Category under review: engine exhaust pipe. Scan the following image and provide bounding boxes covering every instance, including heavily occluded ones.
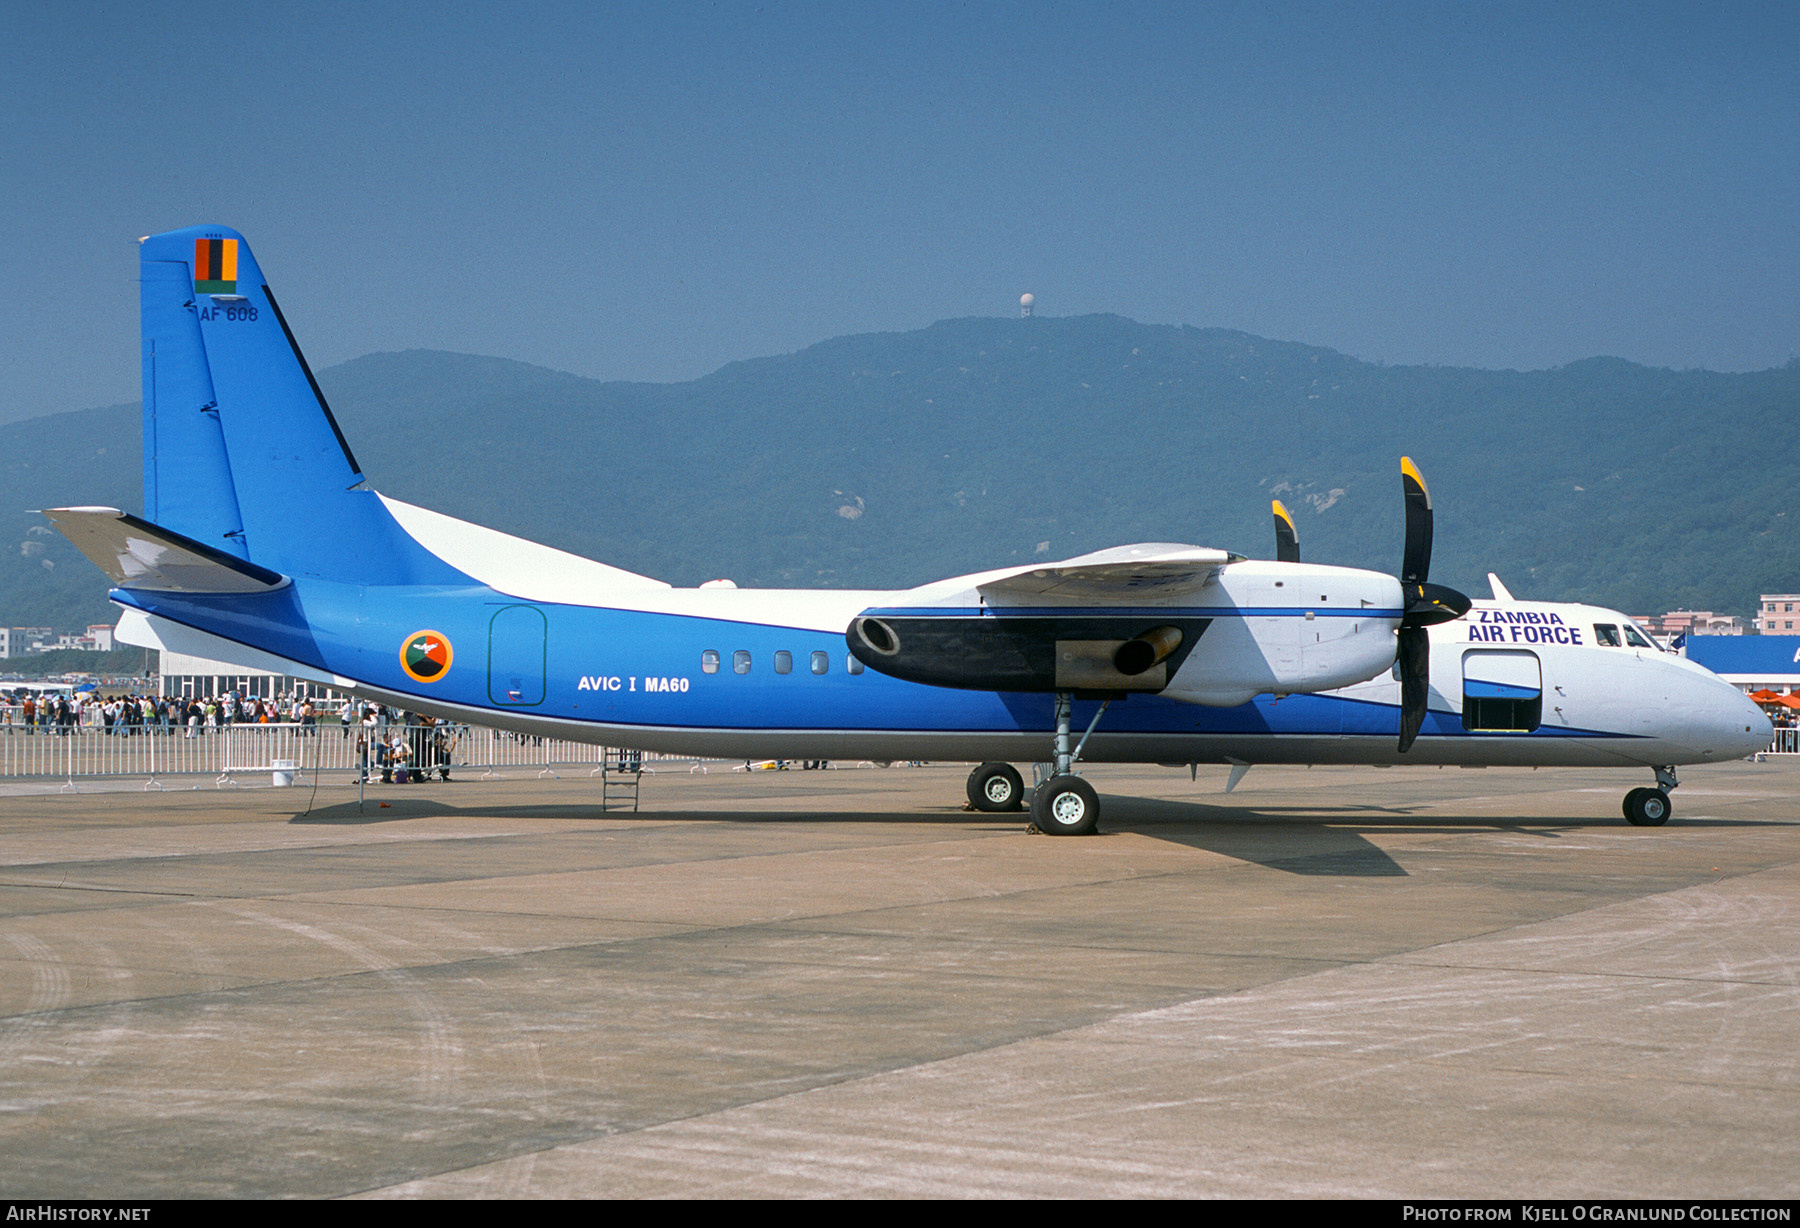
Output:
[1113,626,1182,676]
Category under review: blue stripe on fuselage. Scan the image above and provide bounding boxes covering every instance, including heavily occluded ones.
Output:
[116,582,1624,741]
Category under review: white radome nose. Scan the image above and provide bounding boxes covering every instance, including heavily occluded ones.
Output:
[1725,685,1775,759]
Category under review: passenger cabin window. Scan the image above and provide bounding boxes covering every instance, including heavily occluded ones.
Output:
[702,650,720,674]
[774,650,793,675]
[846,654,865,675]
[811,651,829,675]
[1595,625,1622,647]
[733,650,751,675]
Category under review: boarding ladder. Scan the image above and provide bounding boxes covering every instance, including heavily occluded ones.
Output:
[600,749,643,812]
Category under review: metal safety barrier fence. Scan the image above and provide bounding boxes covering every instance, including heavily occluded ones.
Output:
[0,721,736,785]
[4,717,1797,782]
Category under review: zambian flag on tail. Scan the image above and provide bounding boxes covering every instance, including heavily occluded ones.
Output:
[194,237,238,294]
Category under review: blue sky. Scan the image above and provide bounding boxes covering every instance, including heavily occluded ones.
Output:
[1,0,1794,423]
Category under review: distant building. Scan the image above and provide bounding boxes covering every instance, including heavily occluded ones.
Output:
[1756,594,1800,635]
[1684,635,1800,694]
[1641,610,1746,637]
[0,628,8,660]
[158,648,344,705]
[1677,637,1800,695]
[10,628,55,654]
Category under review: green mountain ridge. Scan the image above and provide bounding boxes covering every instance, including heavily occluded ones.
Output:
[3,316,1796,633]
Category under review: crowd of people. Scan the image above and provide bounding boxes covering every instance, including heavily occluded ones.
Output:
[0,689,322,735]
[1,689,461,784]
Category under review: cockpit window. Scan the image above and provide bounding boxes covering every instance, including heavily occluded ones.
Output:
[1594,624,1622,647]
[1623,625,1656,650]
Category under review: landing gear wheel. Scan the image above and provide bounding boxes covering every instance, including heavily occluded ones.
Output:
[1032,774,1100,836]
[1623,787,1671,827]
[967,762,1025,812]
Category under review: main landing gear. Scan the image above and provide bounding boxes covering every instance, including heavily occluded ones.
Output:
[1623,766,1678,827]
[966,762,1024,812]
[1031,692,1111,836]
[964,693,1111,834]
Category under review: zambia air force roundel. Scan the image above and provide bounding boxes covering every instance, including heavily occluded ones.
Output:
[400,631,453,683]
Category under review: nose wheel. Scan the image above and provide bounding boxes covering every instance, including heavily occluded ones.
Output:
[1623,767,1677,826]
[1622,787,1672,827]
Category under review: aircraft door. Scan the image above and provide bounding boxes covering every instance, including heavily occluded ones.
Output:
[488,605,547,706]
[1461,649,1541,732]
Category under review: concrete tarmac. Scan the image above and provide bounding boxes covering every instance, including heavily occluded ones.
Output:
[0,759,1795,1199]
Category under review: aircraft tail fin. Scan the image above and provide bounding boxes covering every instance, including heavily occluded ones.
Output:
[136,227,464,586]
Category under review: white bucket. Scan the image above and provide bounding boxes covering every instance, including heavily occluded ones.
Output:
[271,759,298,787]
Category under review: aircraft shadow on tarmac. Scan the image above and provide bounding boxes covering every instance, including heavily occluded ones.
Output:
[287,791,1789,879]
[287,791,1414,877]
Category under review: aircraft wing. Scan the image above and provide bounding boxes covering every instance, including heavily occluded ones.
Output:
[975,544,1239,602]
[41,507,288,593]
[849,542,1245,693]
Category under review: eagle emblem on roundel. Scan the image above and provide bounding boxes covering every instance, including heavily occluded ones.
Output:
[400,630,453,683]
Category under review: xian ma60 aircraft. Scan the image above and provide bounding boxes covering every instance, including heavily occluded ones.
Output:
[46,226,1769,833]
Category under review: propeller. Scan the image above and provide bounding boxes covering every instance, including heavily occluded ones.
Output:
[1395,457,1471,752]
[1272,500,1300,563]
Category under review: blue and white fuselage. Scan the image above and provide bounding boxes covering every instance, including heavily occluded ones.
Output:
[46,224,1770,832]
[101,497,1765,771]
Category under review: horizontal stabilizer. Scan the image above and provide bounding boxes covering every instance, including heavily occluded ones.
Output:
[978,544,1241,602]
[41,507,288,593]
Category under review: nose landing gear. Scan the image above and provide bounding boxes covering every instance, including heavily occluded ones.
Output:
[1623,766,1678,827]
